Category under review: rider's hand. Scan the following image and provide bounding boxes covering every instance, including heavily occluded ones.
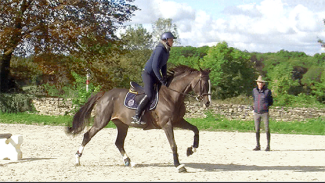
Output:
[160,78,168,86]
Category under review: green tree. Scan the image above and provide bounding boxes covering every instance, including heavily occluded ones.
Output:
[168,46,209,69]
[119,24,153,84]
[0,0,138,93]
[317,19,325,48]
[201,41,257,99]
[311,69,325,103]
[120,24,153,50]
[151,18,180,46]
[266,62,300,99]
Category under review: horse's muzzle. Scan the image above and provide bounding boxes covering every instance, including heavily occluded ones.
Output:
[204,101,210,108]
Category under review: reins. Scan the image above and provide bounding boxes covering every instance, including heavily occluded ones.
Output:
[165,74,211,100]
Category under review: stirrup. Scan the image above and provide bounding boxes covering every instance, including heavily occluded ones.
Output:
[131,116,146,125]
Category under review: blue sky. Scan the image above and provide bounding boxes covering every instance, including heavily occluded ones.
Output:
[121,0,325,55]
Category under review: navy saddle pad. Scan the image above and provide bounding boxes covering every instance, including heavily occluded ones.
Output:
[124,82,159,110]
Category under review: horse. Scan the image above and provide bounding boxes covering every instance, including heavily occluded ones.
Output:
[65,65,211,173]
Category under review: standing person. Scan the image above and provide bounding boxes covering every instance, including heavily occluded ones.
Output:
[252,75,273,151]
[131,32,177,125]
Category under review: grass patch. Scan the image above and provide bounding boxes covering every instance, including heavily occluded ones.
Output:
[185,111,325,135]
[0,112,324,135]
[0,112,116,128]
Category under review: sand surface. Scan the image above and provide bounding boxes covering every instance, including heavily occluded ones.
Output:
[0,123,324,181]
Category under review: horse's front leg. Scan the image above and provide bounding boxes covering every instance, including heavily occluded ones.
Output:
[174,118,199,157]
[162,121,187,173]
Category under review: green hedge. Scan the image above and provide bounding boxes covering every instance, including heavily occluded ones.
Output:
[0,93,36,113]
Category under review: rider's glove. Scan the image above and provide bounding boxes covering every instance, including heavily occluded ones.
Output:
[160,77,168,86]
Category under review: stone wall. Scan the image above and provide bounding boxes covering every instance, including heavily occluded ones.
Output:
[32,98,73,116]
[32,98,325,122]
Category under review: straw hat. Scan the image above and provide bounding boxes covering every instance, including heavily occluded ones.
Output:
[255,75,267,83]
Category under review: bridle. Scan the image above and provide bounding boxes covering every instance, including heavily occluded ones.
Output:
[166,73,211,102]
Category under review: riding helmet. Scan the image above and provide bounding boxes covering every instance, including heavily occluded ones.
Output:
[161,32,177,40]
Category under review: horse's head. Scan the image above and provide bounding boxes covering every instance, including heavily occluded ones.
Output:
[166,65,211,107]
[191,68,211,108]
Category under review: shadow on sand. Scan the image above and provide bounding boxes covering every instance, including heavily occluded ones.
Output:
[127,162,325,173]
[185,162,325,172]
[0,157,56,166]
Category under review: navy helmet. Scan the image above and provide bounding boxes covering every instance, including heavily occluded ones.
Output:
[161,32,177,40]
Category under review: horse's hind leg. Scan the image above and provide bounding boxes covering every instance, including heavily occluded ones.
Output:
[75,114,111,166]
[112,120,131,166]
[174,118,199,157]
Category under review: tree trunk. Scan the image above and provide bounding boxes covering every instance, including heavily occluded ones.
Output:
[0,51,13,93]
[0,0,31,93]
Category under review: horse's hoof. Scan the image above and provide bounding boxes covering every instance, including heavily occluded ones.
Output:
[75,163,81,166]
[124,157,131,166]
[186,147,193,156]
[187,146,197,156]
[176,164,187,173]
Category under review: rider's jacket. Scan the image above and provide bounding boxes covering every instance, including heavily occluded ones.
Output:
[144,41,169,84]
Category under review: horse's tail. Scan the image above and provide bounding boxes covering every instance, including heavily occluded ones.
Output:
[65,91,105,135]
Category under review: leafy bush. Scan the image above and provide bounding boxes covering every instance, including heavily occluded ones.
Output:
[273,93,322,107]
[311,70,325,104]
[0,93,35,113]
[301,66,323,85]
[37,71,102,114]
[266,62,300,97]
[69,71,101,113]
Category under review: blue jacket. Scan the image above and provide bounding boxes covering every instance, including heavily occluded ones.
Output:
[253,86,273,114]
[144,42,169,83]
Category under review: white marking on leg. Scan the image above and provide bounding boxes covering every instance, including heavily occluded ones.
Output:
[75,146,84,165]
[78,146,84,154]
[75,154,80,165]
[122,153,128,161]
[192,147,197,153]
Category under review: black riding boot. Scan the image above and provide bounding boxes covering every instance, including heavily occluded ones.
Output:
[131,95,150,125]
[253,132,261,151]
[265,132,271,151]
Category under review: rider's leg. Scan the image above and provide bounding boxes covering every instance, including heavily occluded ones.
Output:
[131,71,154,125]
[131,95,150,124]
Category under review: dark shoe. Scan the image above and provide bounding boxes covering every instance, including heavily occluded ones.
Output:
[265,146,270,151]
[131,115,146,125]
[131,95,150,125]
[253,146,261,151]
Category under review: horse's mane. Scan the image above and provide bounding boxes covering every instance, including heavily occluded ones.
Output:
[166,65,198,81]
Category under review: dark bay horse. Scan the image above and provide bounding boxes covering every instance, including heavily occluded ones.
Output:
[65,65,211,173]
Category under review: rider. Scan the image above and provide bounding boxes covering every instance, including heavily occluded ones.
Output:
[131,32,177,125]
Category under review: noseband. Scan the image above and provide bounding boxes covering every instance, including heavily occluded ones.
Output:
[192,75,211,102]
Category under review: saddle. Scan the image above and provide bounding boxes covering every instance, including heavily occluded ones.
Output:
[124,81,159,110]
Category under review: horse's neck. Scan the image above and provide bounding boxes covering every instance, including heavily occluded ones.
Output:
[169,74,195,94]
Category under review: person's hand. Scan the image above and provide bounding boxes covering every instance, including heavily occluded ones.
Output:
[160,78,168,86]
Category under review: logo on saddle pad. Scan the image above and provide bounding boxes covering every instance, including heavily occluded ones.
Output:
[124,82,159,110]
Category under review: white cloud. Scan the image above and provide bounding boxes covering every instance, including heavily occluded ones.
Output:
[125,0,325,55]
[128,0,195,25]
